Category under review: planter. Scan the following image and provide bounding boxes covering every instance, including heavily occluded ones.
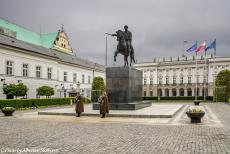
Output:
[186,112,205,123]
[1,107,15,116]
[194,100,201,106]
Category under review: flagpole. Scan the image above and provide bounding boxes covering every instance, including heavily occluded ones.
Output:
[204,40,207,101]
[195,51,198,101]
[213,39,217,102]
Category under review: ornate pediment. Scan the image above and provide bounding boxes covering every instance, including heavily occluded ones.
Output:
[53,28,73,54]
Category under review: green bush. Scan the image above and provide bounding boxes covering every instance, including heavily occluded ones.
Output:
[3,83,28,99]
[37,86,55,98]
[0,98,74,109]
[215,70,230,102]
[91,77,105,102]
[82,97,91,104]
[143,96,213,101]
[1,107,16,112]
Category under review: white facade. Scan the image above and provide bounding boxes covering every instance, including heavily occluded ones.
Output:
[134,55,230,97]
[0,42,105,99]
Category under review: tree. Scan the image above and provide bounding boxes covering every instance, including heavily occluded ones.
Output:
[91,77,105,102]
[37,86,54,98]
[3,83,28,99]
[215,70,230,102]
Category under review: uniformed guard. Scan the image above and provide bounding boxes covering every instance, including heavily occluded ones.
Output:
[75,92,84,117]
[98,92,109,118]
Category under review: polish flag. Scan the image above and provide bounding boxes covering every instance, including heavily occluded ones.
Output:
[196,42,206,52]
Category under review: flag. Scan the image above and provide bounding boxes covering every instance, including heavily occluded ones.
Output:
[196,42,206,52]
[205,39,216,51]
[186,42,197,53]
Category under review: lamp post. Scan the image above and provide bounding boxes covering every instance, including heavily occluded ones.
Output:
[77,81,81,93]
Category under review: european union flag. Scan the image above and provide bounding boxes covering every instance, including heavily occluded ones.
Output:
[186,42,197,53]
[205,39,216,51]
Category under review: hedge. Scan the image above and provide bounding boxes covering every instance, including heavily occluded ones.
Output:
[0,98,74,109]
[143,96,213,101]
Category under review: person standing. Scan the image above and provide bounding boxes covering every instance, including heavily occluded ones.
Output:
[75,92,84,117]
[98,92,109,118]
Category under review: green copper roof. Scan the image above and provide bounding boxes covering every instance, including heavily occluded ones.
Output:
[0,18,57,49]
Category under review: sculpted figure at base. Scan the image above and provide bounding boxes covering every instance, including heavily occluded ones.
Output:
[98,92,109,118]
[75,92,84,117]
[106,25,135,67]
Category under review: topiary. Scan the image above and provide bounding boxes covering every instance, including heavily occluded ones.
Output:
[91,77,105,102]
[215,70,230,102]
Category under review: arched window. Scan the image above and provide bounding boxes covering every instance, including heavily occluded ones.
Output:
[158,89,162,97]
[179,88,184,96]
[187,88,192,96]
[172,88,177,96]
[165,89,169,96]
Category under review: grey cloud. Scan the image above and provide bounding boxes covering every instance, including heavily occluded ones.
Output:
[0,0,229,65]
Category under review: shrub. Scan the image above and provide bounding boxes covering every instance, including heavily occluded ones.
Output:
[0,98,74,109]
[91,77,105,102]
[215,70,230,102]
[1,107,16,112]
[3,83,28,99]
[143,96,213,101]
[82,97,91,104]
[37,86,55,98]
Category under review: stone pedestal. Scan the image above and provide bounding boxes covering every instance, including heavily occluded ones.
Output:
[93,67,151,110]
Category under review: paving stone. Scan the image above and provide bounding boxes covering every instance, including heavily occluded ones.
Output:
[0,103,230,154]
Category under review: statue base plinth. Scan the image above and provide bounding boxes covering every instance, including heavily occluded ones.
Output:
[93,101,152,110]
[93,67,152,110]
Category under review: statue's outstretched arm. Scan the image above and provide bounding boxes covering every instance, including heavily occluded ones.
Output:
[105,33,117,37]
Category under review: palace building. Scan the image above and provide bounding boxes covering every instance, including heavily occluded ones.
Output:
[0,18,105,99]
[134,55,230,98]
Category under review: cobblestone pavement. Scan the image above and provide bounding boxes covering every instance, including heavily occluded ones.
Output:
[0,103,230,154]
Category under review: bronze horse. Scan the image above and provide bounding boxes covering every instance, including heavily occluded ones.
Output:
[112,30,135,67]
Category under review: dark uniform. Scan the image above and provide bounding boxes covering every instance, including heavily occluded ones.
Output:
[124,25,132,52]
[75,94,84,117]
[98,93,109,118]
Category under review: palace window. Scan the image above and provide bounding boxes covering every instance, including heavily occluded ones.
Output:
[158,76,162,85]
[144,78,147,85]
[82,74,85,83]
[180,76,183,84]
[47,67,52,79]
[150,91,153,97]
[73,73,77,83]
[88,75,91,84]
[166,76,169,84]
[150,78,153,85]
[173,76,176,84]
[188,76,192,84]
[144,91,147,97]
[6,61,13,75]
[36,66,41,78]
[22,64,28,77]
[63,71,68,81]
[203,75,206,83]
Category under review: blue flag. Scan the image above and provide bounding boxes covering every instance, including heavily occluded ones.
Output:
[186,42,197,53]
[205,39,216,51]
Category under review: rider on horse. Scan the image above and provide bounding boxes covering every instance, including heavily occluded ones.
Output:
[106,25,135,67]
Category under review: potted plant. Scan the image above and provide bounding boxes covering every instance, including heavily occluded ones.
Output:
[1,107,16,116]
[186,108,205,123]
[193,100,201,106]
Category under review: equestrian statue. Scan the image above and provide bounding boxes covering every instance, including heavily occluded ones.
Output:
[106,25,135,67]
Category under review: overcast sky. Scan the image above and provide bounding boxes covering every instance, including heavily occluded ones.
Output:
[0,0,229,66]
